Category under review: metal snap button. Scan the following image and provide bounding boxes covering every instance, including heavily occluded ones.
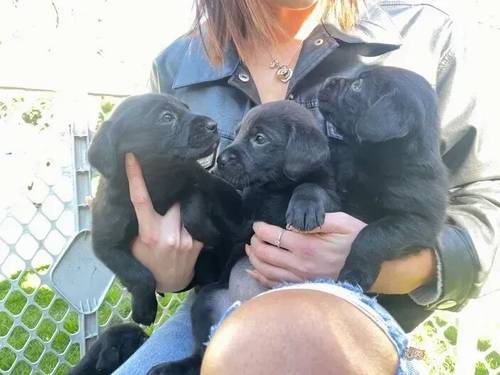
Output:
[238,73,250,82]
[288,93,295,100]
[314,38,324,46]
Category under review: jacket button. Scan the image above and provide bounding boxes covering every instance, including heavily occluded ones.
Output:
[288,94,295,100]
[314,38,324,46]
[238,73,250,82]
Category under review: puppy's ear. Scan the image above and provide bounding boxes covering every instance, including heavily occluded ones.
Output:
[96,346,120,372]
[354,90,411,143]
[232,122,242,138]
[88,121,118,178]
[284,125,330,181]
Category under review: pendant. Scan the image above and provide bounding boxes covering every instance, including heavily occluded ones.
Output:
[276,64,293,83]
[269,59,279,69]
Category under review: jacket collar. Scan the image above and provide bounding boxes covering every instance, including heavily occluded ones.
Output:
[173,2,402,89]
[173,31,240,89]
[322,1,402,48]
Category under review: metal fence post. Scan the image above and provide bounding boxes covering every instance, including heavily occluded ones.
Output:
[69,96,98,356]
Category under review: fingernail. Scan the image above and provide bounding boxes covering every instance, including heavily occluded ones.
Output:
[252,222,262,231]
[126,153,134,166]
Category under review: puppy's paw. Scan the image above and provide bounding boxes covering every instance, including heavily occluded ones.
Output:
[286,196,325,232]
[147,364,172,375]
[147,357,201,375]
[132,295,157,326]
[147,363,173,375]
[338,264,377,292]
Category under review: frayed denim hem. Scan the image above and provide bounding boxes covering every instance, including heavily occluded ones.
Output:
[205,300,241,346]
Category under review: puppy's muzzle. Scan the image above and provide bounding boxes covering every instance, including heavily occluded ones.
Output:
[188,116,219,149]
[192,117,218,134]
[203,119,217,133]
[217,149,238,169]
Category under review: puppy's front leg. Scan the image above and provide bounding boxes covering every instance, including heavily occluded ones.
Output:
[198,173,247,241]
[148,283,231,375]
[96,246,157,325]
[181,190,223,247]
[208,175,244,226]
[286,183,339,231]
[338,214,439,291]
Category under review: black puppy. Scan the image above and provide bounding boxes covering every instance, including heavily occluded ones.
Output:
[217,101,339,232]
[70,323,148,375]
[88,93,243,325]
[148,101,340,375]
[318,66,448,290]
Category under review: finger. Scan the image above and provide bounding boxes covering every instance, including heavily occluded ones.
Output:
[159,203,183,247]
[130,236,145,259]
[292,212,366,234]
[246,269,276,288]
[246,245,303,284]
[125,153,156,228]
[253,222,310,252]
[192,239,204,254]
[181,225,205,253]
[179,226,194,252]
[249,235,303,272]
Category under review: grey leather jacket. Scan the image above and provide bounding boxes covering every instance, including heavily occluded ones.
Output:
[150,0,499,328]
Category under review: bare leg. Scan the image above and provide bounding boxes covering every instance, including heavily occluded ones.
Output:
[201,289,398,375]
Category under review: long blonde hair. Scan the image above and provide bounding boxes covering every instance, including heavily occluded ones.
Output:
[192,0,359,65]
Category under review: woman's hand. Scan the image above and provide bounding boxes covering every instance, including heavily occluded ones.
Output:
[246,212,436,294]
[245,212,366,286]
[125,153,204,293]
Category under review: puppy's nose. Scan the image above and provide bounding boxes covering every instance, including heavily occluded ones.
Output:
[217,150,237,168]
[205,120,217,132]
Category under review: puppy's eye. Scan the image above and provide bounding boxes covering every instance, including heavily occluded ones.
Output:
[252,133,268,146]
[160,111,175,124]
[350,79,363,92]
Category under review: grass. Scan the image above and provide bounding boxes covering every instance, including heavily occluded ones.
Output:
[0,267,186,374]
[0,266,498,374]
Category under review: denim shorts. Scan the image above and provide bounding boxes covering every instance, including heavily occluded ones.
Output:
[209,280,419,374]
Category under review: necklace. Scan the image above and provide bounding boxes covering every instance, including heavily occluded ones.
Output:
[268,41,303,83]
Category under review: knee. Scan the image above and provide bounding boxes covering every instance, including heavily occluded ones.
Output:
[201,289,398,375]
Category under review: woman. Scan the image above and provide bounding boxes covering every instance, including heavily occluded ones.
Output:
[116,0,499,373]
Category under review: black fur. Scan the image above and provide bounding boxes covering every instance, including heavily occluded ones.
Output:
[148,101,341,375]
[318,66,448,290]
[70,323,148,375]
[89,93,243,325]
